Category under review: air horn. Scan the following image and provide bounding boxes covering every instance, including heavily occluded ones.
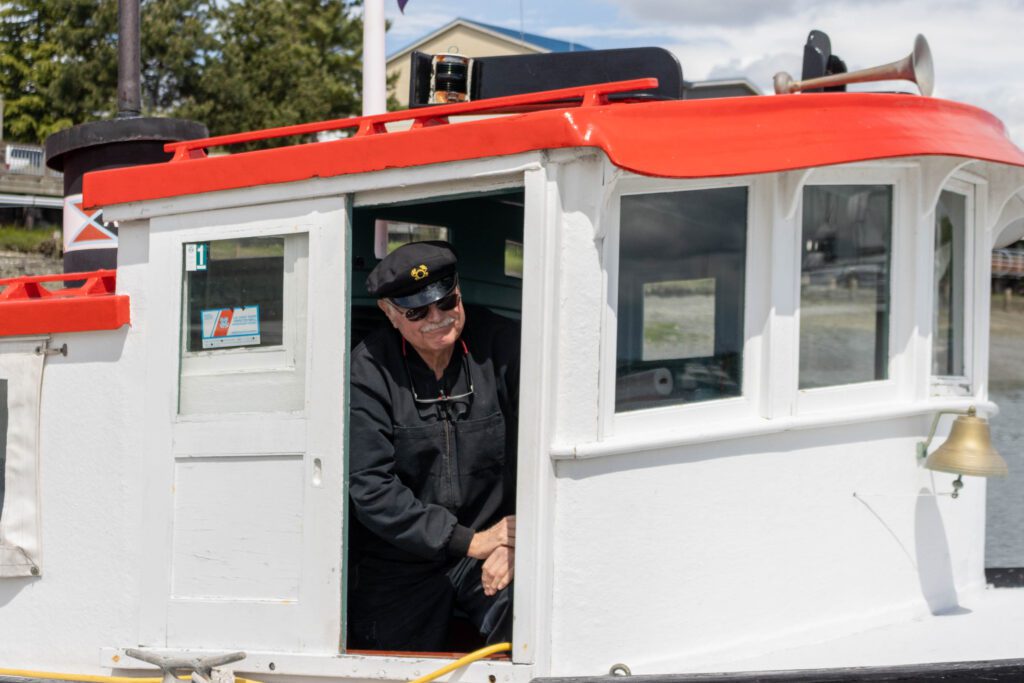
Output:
[774,34,933,97]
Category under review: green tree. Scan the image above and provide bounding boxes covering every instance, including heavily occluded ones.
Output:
[0,0,363,145]
[0,0,215,143]
[140,0,217,115]
[182,0,363,141]
[0,1,99,142]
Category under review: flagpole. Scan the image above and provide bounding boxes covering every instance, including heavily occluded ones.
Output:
[363,0,387,116]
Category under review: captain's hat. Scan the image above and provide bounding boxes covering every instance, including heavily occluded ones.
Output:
[366,240,459,308]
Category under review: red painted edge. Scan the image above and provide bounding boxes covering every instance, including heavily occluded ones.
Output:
[84,93,1024,210]
[0,270,131,337]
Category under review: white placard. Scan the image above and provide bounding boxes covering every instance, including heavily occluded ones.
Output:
[201,306,261,349]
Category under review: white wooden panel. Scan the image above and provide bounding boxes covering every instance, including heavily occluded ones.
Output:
[166,599,304,651]
[179,370,306,415]
[171,455,304,600]
[173,416,307,455]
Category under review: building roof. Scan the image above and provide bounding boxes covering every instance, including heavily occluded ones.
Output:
[387,17,590,62]
[467,19,590,54]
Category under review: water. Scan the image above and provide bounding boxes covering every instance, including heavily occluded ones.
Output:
[985,295,1024,568]
[987,388,1024,567]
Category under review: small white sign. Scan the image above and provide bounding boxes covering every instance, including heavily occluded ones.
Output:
[185,243,209,272]
[201,306,261,349]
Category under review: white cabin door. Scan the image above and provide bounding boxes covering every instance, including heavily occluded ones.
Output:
[137,197,347,653]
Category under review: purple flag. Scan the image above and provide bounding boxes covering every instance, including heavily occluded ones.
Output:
[398,0,409,13]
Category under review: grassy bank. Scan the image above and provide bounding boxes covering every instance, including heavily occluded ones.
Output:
[0,225,60,255]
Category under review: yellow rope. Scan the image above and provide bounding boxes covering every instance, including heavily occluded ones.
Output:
[408,642,512,683]
[0,669,260,683]
[2,644,509,683]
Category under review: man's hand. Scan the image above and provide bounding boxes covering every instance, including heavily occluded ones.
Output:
[467,515,515,560]
[481,545,514,596]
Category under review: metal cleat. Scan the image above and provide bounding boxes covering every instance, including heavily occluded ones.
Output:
[124,649,246,683]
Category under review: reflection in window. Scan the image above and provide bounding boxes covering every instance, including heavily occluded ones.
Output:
[616,188,747,412]
[934,191,966,376]
[505,240,523,279]
[185,237,285,352]
[643,279,715,360]
[800,185,892,389]
[987,238,1024,570]
[374,220,448,259]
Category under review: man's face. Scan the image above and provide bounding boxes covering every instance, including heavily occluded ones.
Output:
[378,287,466,358]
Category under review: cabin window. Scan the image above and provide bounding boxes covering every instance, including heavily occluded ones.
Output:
[184,237,287,351]
[933,190,968,378]
[505,240,524,279]
[799,185,892,389]
[179,232,309,415]
[374,219,449,258]
[615,187,747,412]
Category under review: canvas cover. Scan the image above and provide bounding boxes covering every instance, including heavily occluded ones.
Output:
[0,339,44,578]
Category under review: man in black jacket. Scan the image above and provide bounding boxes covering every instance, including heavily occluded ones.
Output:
[348,241,519,651]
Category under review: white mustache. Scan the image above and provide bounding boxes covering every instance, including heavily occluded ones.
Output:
[422,317,455,333]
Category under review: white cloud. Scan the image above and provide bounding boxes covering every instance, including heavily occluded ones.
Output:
[382,0,1024,144]
[386,9,457,42]
[707,53,801,92]
[610,0,1024,143]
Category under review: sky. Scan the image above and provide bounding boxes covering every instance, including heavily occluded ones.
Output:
[382,0,1024,145]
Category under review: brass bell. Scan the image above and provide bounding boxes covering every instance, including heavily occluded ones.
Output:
[924,407,1009,478]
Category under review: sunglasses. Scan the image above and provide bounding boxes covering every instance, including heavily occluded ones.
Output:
[390,290,461,322]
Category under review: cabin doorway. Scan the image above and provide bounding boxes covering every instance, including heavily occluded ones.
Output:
[345,188,525,655]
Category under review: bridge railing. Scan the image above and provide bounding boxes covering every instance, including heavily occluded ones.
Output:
[993,248,1024,279]
[1,143,62,178]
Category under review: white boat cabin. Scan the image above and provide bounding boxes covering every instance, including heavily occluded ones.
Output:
[2,55,1024,682]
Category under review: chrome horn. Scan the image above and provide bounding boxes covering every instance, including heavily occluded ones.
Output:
[774,34,934,97]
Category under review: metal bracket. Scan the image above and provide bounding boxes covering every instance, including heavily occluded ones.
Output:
[34,342,67,357]
[124,649,246,683]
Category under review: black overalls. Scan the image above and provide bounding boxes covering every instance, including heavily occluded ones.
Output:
[347,305,519,651]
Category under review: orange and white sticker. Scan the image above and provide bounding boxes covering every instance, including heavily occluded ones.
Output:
[201,306,261,349]
[62,193,117,253]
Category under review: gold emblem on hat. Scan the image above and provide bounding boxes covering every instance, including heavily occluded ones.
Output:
[411,264,429,281]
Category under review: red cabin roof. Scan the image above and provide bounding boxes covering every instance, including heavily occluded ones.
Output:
[84,80,1024,209]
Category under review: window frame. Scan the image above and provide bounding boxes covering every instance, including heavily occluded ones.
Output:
[179,229,309,376]
[930,177,976,397]
[601,174,767,438]
[794,166,910,414]
[176,225,311,417]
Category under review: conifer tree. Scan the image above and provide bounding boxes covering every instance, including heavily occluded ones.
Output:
[0,0,364,144]
[181,0,363,141]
